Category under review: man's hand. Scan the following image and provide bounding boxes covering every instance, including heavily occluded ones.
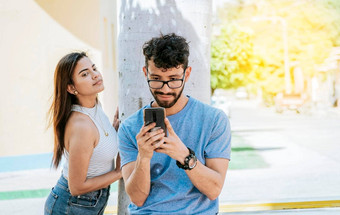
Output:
[136,123,165,160]
[155,118,189,164]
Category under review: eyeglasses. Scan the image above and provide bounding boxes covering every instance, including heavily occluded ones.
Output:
[147,69,186,89]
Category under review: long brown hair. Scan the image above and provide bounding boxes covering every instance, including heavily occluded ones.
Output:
[49,52,87,168]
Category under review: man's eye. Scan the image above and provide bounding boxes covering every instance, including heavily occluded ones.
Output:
[151,77,159,80]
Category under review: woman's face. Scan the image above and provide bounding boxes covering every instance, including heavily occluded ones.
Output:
[71,57,104,97]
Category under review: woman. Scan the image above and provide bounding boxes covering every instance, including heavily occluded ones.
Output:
[44,52,121,215]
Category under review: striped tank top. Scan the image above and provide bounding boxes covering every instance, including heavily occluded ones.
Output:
[62,102,118,179]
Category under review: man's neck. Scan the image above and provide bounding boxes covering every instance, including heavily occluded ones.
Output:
[152,95,189,116]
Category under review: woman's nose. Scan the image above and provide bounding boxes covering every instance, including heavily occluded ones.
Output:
[92,70,99,79]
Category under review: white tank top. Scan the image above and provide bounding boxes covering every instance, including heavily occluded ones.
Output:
[62,102,118,179]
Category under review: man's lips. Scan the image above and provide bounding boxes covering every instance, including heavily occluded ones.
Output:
[157,94,174,100]
[154,91,175,100]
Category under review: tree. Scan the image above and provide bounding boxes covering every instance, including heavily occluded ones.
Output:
[117,0,212,213]
[212,0,340,103]
[211,24,258,93]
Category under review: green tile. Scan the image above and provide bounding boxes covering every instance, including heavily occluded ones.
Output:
[229,134,269,170]
[0,189,50,200]
[0,182,118,200]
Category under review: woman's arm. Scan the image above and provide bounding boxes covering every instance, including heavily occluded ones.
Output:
[65,113,121,196]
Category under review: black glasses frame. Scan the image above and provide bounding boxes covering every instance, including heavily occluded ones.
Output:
[147,69,186,89]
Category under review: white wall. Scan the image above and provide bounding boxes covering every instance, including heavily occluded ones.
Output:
[0,0,117,156]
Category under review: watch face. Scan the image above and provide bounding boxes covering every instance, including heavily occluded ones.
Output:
[176,147,197,170]
[188,156,197,169]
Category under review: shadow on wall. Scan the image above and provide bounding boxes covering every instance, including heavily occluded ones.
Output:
[118,0,208,109]
[34,0,101,49]
[119,0,201,49]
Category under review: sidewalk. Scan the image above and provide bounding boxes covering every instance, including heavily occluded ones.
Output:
[217,99,340,213]
[0,167,118,214]
[1,133,339,214]
[1,100,340,214]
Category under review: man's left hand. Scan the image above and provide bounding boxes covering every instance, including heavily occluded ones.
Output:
[155,118,189,164]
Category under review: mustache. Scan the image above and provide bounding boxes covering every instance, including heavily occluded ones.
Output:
[154,91,176,96]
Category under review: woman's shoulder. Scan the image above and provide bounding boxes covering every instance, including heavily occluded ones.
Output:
[66,112,98,138]
[64,112,98,154]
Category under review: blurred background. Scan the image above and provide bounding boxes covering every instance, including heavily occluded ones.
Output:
[211,0,340,114]
[1,0,340,214]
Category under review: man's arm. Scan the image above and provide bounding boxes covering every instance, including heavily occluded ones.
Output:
[156,118,230,200]
[121,123,165,207]
[185,158,229,200]
[122,157,150,207]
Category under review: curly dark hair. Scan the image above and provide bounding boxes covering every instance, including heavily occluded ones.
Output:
[142,33,190,70]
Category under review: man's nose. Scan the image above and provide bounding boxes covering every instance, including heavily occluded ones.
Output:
[160,82,172,93]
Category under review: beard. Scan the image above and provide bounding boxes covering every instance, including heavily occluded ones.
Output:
[151,86,184,108]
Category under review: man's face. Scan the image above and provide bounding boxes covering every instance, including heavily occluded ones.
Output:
[144,61,190,108]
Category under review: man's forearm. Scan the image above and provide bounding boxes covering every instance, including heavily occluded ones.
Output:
[185,159,228,200]
[125,155,151,207]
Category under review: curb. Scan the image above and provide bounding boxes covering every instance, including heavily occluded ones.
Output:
[219,200,340,212]
[104,200,340,214]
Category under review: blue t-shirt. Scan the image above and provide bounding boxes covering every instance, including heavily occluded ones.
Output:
[118,96,231,215]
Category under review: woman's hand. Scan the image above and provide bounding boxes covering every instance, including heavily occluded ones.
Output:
[114,153,122,179]
[113,107,120,131]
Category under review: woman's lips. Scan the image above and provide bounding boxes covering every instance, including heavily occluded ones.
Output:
[93,80,103,85]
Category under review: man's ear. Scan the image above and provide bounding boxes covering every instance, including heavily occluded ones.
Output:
[67,84,76,95]
[184,66,192,82]
[143,66,147,77]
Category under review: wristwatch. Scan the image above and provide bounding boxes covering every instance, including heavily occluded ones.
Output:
[176,147,197,170]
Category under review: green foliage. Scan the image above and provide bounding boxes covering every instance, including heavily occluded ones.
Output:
[211,24,256,91]
[211,0,340,100]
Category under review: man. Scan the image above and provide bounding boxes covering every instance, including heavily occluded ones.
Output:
[118,33,231,214]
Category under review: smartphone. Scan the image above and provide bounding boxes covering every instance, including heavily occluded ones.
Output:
[144,107,167,135]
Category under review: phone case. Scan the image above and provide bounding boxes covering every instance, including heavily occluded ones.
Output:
[144,107,167,135]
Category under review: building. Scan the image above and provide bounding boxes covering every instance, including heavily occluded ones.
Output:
[0,0,118,156]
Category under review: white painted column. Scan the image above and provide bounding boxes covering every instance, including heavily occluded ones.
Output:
[117,0,212,213]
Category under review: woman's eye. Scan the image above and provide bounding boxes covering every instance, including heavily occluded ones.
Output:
[82,72,88,77]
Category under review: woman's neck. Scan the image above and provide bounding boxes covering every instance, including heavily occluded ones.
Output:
[77,95,97,108]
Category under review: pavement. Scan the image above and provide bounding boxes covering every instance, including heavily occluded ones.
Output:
[1,99,340,214]
[218,99,340,214]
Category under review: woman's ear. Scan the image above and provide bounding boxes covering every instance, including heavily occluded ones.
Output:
[67,84,76,95]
